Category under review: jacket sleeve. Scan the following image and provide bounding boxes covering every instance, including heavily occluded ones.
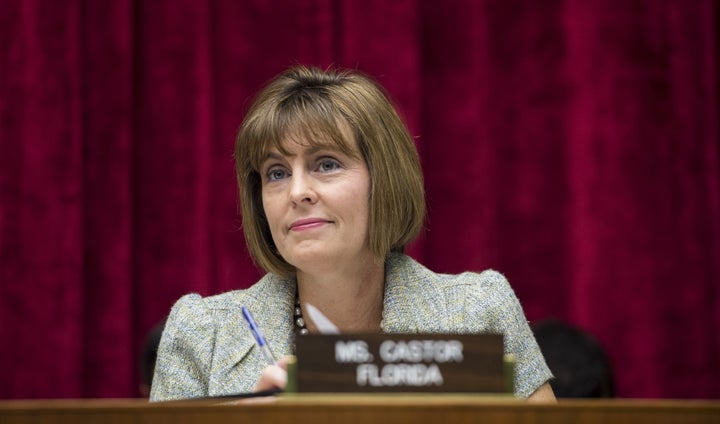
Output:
[467,270,553,398]
[149,294,215,401]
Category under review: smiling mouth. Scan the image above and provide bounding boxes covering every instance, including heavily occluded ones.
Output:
[289,219,330,232]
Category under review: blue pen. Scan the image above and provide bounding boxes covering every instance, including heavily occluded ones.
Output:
[241,306,278,366]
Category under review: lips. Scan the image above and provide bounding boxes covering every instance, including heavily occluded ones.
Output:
[289,218,330,232]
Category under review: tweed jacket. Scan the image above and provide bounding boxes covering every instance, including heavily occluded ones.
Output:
[150,254,552,401]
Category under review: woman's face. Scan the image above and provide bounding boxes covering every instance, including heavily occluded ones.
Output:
[260,129,372,275]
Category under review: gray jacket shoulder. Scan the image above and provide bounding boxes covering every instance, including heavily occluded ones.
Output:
[384,254,552,398]
[383,254,517,332]
[150,275,295,401]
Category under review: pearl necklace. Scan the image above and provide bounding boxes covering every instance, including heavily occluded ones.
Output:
[294,293,309,335]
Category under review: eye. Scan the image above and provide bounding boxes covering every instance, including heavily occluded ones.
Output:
[266,167,289,182]
[317,158,342,173]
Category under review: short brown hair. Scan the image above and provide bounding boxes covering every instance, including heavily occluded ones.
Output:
[235,66,425,276]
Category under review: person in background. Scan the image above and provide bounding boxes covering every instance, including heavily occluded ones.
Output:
[532,318,614,398]
[139,319,166,398]
[150,65,556,402]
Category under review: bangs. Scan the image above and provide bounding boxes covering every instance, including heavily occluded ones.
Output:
[246,93,360,170]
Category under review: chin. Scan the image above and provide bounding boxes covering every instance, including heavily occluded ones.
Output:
[286,251,346,272]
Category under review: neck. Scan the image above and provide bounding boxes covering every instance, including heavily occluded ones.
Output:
[296,256,385,333]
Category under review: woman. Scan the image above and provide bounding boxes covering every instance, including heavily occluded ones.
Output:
[150,66,555,402]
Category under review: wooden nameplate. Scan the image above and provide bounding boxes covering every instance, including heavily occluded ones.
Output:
[293,333,509,393]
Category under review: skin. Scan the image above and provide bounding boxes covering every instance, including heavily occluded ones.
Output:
[259,129,384,334]
[260,138,375,286]
[252,129,556,403]
[527,383,556,403]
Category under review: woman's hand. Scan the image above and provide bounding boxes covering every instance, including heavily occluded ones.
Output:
[527,382,557,403]
[252,356,292,392]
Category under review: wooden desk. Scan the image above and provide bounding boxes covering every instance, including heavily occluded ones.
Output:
[1,395,719,424]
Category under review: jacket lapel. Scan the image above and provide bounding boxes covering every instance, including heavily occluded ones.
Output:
[208,274,296,395]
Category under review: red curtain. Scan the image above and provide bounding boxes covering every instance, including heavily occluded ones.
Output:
[1,0,718,399]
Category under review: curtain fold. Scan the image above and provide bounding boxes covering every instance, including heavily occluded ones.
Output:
[1,0,85,398]
[0,0,718,398]
[80,0,134,398]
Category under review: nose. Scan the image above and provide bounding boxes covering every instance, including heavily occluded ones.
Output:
[289,170,317,206]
